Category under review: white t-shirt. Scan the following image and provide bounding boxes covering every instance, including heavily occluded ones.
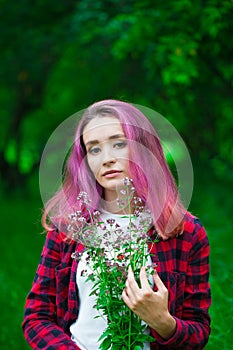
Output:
[70,211,152,350]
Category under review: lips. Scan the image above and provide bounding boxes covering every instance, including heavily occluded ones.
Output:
[103,170,122,178]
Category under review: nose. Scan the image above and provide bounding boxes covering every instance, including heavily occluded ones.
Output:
[102,145,116,165]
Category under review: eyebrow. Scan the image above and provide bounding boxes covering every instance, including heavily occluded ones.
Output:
[85,134,126,147]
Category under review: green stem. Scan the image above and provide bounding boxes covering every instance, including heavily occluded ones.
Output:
[128,308,132,349]
[128,190,132,349]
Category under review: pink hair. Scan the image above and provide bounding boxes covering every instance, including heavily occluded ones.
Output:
[42,100,185,238]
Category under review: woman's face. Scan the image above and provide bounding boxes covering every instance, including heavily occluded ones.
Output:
[83,116,130,201]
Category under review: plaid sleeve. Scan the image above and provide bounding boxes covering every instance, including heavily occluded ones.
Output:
[22,230,80,350]
[151,219,211,349]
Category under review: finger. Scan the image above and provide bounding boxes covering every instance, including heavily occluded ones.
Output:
[152,270,167,292]
[122,288,129,304]
[128,265,134,279]
[140,266,151,290]
[127,266,138,289]
[125,266,142,302]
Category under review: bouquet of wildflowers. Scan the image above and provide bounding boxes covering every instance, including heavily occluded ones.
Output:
[68,178,157,350]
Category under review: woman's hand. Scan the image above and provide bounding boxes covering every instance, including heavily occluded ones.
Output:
[122,266,176,340]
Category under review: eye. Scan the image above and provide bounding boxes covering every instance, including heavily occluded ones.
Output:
[113,140,127,149]
[88,146,101,155]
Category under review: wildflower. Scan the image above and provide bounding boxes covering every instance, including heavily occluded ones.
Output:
[133,196,142,205]
[117,254,125,261]
[116,198,126,207]
[81,269,88,277]
[106,218,115,225]
[77,217,86,223]
[120,189,127,195]
[67,183,156,349]
[71,251,81,261]
[68,213,77,221]
[123,177,133,186]
[77,191,91,205]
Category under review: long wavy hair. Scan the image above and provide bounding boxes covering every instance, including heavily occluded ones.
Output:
[42,99,185,239]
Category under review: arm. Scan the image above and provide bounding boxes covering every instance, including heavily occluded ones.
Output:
[123,266,177,339]
[122,222,211,349]
[160,222,211,349]
[22,230,80,350]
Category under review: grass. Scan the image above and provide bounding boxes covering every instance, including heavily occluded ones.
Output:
[0,167,232,349]
[0,191,44,349]
[190,170,233,350]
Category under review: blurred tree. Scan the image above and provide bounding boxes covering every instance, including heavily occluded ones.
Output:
[1,0,232,192]
[0,0,77,191]
[68,0,233,171]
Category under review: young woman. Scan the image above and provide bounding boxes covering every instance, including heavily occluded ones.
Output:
[22,100,211,349]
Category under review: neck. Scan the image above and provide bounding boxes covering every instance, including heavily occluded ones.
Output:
[103,188,140,214]
[102,191,134,214]
[103,200,133,215]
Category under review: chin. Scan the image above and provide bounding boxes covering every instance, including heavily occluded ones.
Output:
[104,181,120,188]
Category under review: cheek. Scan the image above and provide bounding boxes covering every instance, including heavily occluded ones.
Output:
[121,157,130,173]
[122,148,129,164]
[87,156,99,176]
[117,146,129,160]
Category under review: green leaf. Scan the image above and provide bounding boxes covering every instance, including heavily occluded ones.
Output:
[99,336,112,350]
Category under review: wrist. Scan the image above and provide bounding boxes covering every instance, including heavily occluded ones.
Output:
[152,312,176,340]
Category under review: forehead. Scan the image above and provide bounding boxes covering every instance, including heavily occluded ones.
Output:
[83,116,125,143]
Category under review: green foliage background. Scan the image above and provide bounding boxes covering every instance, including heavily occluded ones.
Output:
[0,0,232,349]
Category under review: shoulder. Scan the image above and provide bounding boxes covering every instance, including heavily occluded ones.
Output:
[183,211,204,230]
[43,229,77,261]
[181,212,209,249]
[183,212,207,235]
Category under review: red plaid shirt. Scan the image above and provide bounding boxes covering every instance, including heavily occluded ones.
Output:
[22,212,211,349]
